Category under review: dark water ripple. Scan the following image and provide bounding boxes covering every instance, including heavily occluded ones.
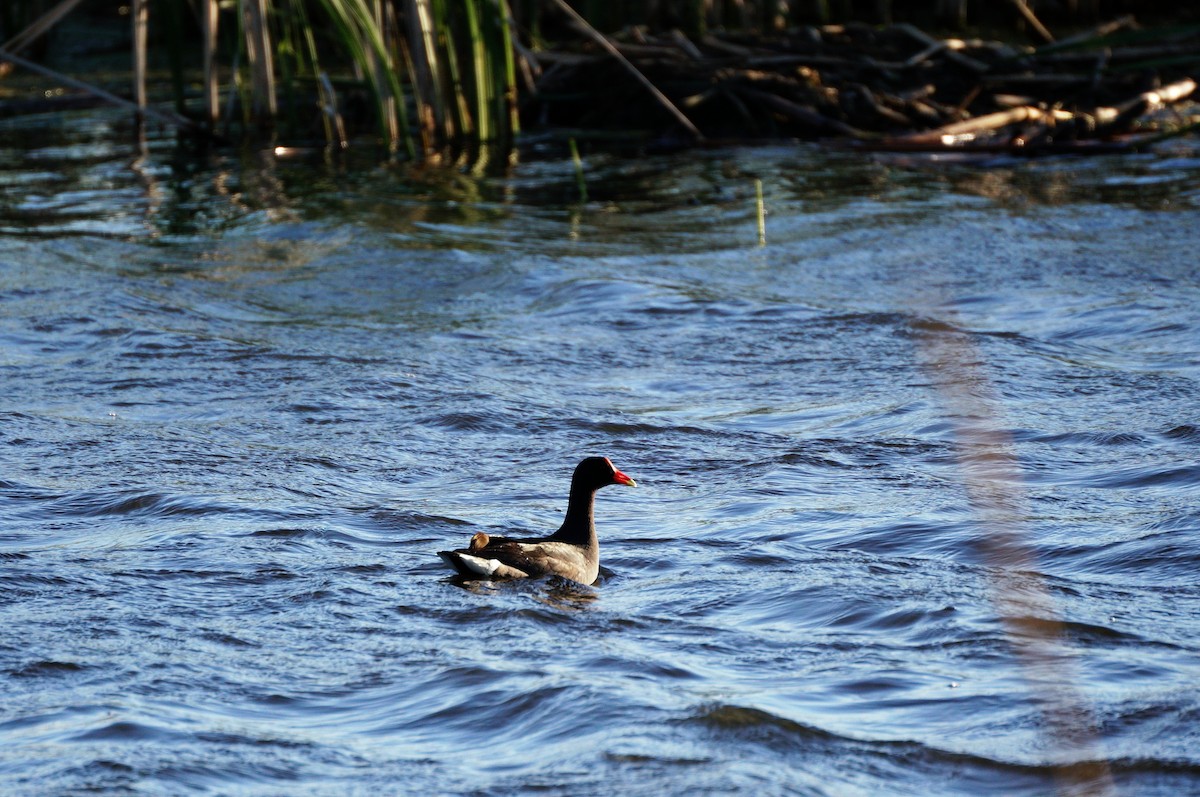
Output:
[2,124,1200,794]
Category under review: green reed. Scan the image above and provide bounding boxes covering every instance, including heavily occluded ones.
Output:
[754,178,765,247]
[312,0,411,154]
[140,0,515,154]
[568,137,586,202]
[418,0,518,147]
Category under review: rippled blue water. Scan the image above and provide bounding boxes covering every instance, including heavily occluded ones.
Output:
[2,110,1200,796]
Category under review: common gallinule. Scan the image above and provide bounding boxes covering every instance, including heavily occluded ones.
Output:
[438,456,637,585]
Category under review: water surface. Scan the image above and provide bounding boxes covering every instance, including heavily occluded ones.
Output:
[2,112,1200,795]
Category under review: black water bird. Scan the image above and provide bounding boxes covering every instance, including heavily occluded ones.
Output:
[438,457,637,585]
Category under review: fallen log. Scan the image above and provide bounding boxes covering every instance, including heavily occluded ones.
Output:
[865,77,1196,155]
[1093,78,1196,135]
[900,105,1073,145]
[1097,77,1197,121]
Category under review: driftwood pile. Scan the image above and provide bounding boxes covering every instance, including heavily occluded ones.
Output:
[526,15,1199,155]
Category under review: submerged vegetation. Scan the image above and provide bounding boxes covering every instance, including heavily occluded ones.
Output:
[0,1,1197,159]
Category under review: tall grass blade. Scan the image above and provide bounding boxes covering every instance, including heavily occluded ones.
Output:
[430,0,473,142]
[755,178,766,247]
[496,0,520,138]
[569,137,586,202]
[202,0,220,127]
[404,0,446,147]
[462,0,491,142]
[242,0,278,122]
[318,71,350,149]
[316,0,415,156]
[132,0,148,115]
[367,0,398,148]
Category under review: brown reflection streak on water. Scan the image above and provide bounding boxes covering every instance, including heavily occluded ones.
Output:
[916,317,1115,797]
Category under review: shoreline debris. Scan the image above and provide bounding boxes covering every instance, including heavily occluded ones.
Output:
[527,18,1199,156]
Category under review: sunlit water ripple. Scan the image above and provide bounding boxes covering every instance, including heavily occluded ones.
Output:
[1,112,1199,795]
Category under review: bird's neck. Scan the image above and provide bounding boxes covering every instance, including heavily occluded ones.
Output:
[553,484,597,547]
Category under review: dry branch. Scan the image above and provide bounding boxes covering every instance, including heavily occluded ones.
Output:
[545,0,703,140]
[1008,0,1055,45]
[0,45,197,132]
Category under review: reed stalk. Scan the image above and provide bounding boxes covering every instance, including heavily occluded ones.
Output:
[314,0,415,156]
[405,0,446,147]
[415,0,520,146]
[431,0,474,142]
[370,0,399,147]
[462,0,491,142]
[494,0,521,140]
[132,0,148,115]
[242,0,278,122]
[318,71,350,148]
[202,0,220,127]
[568,137,586,202]
[754,178,766,247]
